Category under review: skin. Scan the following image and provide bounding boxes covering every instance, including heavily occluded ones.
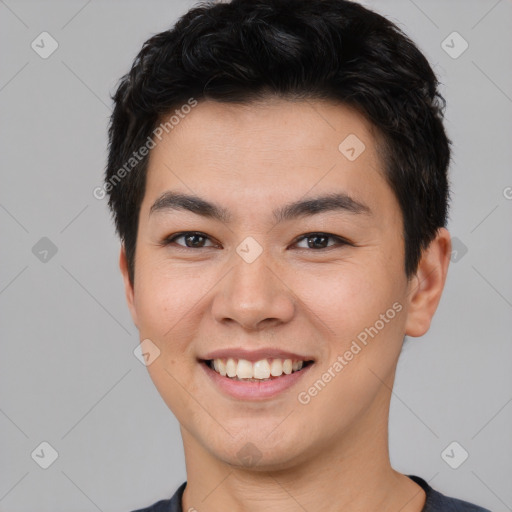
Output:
[119,98,451,512]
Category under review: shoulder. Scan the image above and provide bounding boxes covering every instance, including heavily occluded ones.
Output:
[408,475,492,512]
[129,482,186,512]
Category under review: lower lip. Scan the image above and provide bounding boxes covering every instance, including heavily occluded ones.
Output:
[201,361,313,400]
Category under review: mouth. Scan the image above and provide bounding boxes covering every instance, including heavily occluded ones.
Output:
[199,356,315,400]
[202,357,314,381]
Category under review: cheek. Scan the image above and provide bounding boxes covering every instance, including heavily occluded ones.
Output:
[294,261,401,338]
[295,259,408,397]
[133,257,204,338]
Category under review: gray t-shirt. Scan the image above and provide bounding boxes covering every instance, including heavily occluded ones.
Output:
[130,474,492,511]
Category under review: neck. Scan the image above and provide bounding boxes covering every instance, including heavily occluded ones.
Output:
[180,373,426,512]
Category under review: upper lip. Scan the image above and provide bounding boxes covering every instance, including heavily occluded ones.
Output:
[200,348,315,363]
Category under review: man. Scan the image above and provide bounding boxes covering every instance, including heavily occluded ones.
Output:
[104,0,491,510]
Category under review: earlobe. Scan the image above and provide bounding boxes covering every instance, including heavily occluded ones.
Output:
[404,228,451,338]
[119,245,139,328]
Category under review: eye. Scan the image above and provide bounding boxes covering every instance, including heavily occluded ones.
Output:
[162,231,218,249]
[161,231,351,250]
[293,233,350,250]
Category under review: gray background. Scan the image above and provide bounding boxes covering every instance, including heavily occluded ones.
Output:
[1,0,511,511]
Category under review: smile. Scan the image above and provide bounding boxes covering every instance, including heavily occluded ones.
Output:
[206,357,313,381]
[200,357,315,400]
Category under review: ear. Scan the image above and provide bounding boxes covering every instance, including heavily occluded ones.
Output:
[404,228,451,337]
[119,244,139,329]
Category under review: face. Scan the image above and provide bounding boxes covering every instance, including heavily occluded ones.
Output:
[120,98,448,470]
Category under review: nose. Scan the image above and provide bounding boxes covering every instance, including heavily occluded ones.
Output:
[211,251,296,331]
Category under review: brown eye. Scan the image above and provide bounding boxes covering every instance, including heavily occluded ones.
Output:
[294,233,350,249]
[164,232,217,248]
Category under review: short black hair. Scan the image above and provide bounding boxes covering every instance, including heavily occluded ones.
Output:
[105,0,451,285]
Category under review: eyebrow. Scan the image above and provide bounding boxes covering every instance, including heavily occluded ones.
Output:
[149,191,371,224]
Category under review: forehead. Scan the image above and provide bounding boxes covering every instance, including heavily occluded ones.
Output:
[155,97,380,158]
[141,98,397,226]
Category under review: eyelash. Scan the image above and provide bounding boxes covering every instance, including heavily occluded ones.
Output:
[161,231,352,250]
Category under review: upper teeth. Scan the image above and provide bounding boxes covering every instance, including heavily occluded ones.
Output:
[211,358,305,380]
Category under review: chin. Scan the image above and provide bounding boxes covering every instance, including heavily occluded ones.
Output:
[207,431,311,472]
